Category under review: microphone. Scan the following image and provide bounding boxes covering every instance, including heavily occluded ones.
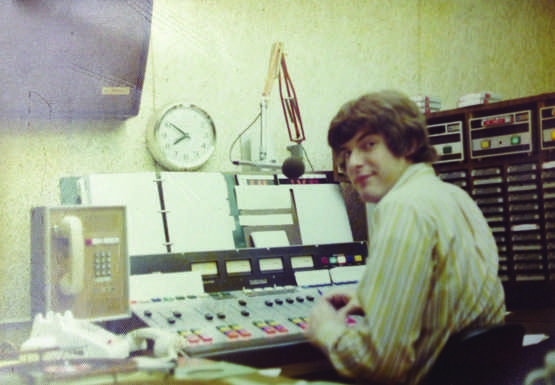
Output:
[281,143,305,179]
[282,157,305,179]
[232,143,306,179]
[231,160,281,169]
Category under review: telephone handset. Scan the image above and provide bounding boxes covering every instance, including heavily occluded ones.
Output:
[55,216,85,295]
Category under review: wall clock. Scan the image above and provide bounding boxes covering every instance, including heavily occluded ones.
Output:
[146,103,216,171]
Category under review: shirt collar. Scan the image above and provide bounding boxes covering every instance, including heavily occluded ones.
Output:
[387,162,435,195]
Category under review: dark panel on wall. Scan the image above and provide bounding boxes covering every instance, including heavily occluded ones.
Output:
[0,1,152,119]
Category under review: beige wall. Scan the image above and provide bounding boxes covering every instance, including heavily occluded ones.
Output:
[0,0,554,322]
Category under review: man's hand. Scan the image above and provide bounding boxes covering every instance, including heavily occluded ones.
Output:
[305,288,364,352]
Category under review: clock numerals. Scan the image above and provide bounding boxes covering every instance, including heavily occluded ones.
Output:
[148,103,216,170]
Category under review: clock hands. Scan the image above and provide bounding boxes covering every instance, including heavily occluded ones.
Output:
[174,134,191,145]
[168,122,191,145]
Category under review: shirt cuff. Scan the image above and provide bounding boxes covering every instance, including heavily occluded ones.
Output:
[313,317,348,354]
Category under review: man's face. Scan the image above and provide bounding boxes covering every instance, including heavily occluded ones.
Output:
[338,131,411,203]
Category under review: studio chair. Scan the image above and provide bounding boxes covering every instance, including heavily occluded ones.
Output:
[423,323,525,385]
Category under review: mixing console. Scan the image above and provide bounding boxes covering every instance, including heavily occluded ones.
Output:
[130,285,355,358]
[122,242,367,364]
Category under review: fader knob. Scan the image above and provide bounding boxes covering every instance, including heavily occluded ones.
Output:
[205,313,214,321]
[238,299,247,306]
[286,298,295,304]
[143,310,152,317]
[241,310,250,317]
[217,312,226,320]
[264,300,274,307]
[173,311,182,318]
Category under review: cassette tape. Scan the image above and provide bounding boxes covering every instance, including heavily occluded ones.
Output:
[468,110,532,159]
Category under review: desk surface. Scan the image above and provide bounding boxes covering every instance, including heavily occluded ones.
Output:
[0,355,348,385]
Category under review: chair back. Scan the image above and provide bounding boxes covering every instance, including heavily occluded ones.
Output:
[423,323,525,385]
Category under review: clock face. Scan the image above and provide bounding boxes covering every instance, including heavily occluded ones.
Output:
[149,104,216,170]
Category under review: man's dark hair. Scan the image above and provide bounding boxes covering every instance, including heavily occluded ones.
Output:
[328,90,438,169]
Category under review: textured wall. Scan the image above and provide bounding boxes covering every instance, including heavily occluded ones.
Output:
[0,0,553,323]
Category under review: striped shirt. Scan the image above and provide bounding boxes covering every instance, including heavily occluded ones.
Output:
[322,163,506,384]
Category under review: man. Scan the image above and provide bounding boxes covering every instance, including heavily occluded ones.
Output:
[306,90,506,385]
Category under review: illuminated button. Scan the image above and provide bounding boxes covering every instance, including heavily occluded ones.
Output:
[511,136,521,145]
[337,255,346,264]
[329,256,337,264]
[268,321,288,333]
[186,335,201,344]
[225,331,240,339]
[321,257,329,264]
[237,329,252,337]
[198,334,213,343]
[551,131,555,140]
[481,140,491,149]
[354,255,363,262]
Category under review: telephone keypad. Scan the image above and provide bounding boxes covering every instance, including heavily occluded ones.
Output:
[94,250,112,281]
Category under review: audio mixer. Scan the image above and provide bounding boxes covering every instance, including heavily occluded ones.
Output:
[130,285,345,358]
[118,242,367,366]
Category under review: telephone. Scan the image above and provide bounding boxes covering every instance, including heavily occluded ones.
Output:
[55,216,85,296]
[31,206,129,321]
[21,311,129,359]
[21,311,188,361]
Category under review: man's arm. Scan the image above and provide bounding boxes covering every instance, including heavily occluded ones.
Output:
[311,202,436,383]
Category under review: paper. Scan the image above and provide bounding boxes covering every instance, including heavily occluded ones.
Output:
[81,172,167,256]
[129,271,204,301]
[174,360,256,380]
[329,265,366,284]
[523,334,550,346]
[251,231,290,247]
[292,184,353,245]
[239,214,293,226]
[161,172,235,252]
[235,186,292,210]
[294,269,331,287]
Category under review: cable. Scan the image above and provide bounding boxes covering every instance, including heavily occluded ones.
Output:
[228,111,262,165]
